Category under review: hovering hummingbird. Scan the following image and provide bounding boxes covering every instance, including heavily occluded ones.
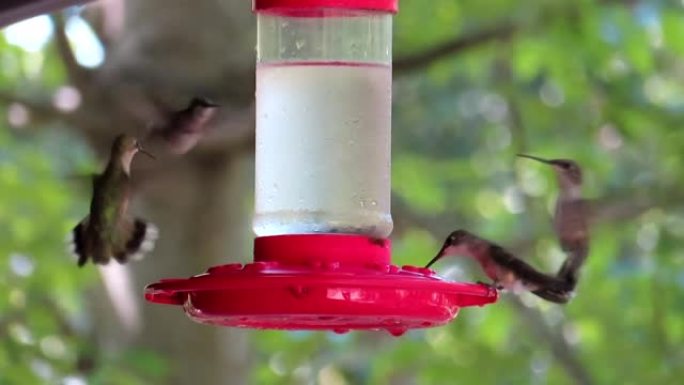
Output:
[425,230,574,304]
[517,154,589,288]
[145,97,219,155]
[69,134,159,267]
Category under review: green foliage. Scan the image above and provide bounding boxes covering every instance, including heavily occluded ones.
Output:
[0,25,168,385]
[0,127,91,384]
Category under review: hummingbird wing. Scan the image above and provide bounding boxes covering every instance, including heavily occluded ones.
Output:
[162,112,217,155]
[488,245,570,291]
[485,244,574,304]
[111,218,159,264]
[144,98,218,155]
[67,173,110,267]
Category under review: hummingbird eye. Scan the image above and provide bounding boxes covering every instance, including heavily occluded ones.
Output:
[558,162,571,170]
[448,230,468,244]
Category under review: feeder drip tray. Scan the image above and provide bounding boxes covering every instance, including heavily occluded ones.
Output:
[144,234,497,335]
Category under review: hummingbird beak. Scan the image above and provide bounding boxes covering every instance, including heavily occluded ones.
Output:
[136,143,155,159]
[516,153,554,165]
[425,242,450,268]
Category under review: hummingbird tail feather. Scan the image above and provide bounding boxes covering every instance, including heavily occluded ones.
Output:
[556,247,588,289]
[115,219,159,263]
[68,218,90,267]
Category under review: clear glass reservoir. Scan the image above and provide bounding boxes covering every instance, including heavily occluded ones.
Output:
[254,3,394,238]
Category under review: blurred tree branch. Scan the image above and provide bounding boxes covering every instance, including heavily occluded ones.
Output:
[394,23,517,75]
[392,187,659,248]
[392,0,641,77]
[51,13,93,88]
[508,298,594,385]
[0,90,92,129]
[0,91,61,119]
[80,4,113,51]
[0,0,94,27]
[392,192,470,239]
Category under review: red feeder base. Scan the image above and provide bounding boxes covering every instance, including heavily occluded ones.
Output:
[144,234,497,335]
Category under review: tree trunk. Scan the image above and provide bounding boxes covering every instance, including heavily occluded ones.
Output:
[134,154,254,385]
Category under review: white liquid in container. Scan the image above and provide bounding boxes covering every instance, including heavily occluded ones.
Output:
[254,62,392,237]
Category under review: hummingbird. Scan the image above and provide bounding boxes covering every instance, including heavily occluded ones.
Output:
[69,134,158,267]
[425,230,574,304]
[517,154,589,289]
[145,96,220,155]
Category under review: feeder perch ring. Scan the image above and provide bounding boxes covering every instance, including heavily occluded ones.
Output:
[144,234,498,335]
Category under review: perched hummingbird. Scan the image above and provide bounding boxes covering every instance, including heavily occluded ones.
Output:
[69,134,158,267]
[425,230,574,304]
[517,154,589,288]
[145,97,219,155]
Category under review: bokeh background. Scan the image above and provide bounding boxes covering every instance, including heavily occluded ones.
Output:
[2,0,684,384]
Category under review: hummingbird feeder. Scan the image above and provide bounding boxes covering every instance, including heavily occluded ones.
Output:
[144,0,497,335]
